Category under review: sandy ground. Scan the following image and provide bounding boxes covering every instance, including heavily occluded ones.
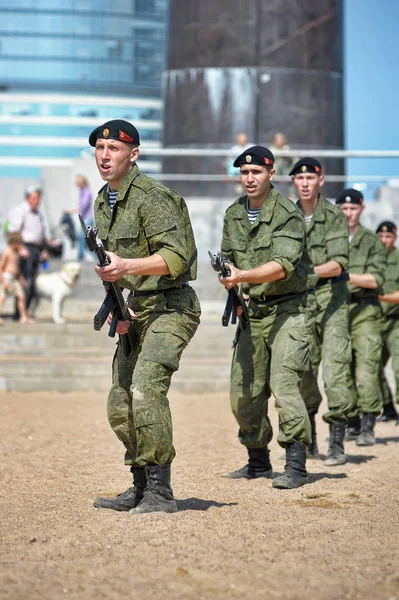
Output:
[0,389,398,600]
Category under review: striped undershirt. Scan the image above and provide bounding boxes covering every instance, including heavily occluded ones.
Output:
[107,184,118,210]
[247,204,261,224]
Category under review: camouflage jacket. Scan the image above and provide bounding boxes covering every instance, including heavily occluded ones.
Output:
[94,164,197,291]
[381,246,399,317]
[348,224,387,298]
[221,185,317,298]
[297,194,349,270]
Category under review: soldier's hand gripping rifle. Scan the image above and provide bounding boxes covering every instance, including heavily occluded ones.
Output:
[79,215,135,357]
[208,251,249,346]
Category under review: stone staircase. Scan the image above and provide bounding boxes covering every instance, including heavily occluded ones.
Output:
[0,260,234,393]
[0,318,234,393]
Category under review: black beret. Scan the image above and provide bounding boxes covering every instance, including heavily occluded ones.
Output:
[233,145,275,168]
[376,220,397,235]
[89,119,140,147]
[335,188,364,205]
[289,157,322,176]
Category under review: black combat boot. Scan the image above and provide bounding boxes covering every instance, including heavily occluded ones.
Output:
[324,421,347,466]
[345,415,361,441]
[306,415,320,459]
[129,464,177,515]
[222,447,273,479]
[356,413,377,446]
[93,467,146,511]
[377,400,398,423]
[272,441,308,489]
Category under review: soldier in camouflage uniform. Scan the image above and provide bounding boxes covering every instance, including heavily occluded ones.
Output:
[290,158,354,466]
[336,189,387,446]
[376,221,399,425]
[220,146,318,489]
[88,120,201,514]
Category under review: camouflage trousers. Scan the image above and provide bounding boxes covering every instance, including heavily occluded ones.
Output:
[379,318,399,406]
[300,283,354,422]
[349,300,384,415]
[107,287,200,468]
[230,292,317,449]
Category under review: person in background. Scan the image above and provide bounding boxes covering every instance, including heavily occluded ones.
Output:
[8,186,48,314]
[65,175,93,260]
[225,133,254,195]
[270,132,297,198]
[336,189,387,446]
[0,232,34,325]
[271,133,297,176]
[225,132,254,176]
[376,221,399,425]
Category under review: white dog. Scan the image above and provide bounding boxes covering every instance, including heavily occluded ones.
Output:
[34,261,81,324]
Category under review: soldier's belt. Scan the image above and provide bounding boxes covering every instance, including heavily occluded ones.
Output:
[129,285,188,298]
[251,291,303,304]
[383,313,399,321]
[349,294,380,304]
[316,273,349,287]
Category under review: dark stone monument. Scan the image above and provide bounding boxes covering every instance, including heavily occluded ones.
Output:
[162,0,343,197]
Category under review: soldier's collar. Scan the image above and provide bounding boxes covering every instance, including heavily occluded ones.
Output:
[117,164,140,200]
[350,224,365,247]
[257,186,278,223]
[297,194,325,222]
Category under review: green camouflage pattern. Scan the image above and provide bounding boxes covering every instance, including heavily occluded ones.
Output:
[108,287,201,467]
[300,280,354,422]
[380,320,399,406]
[222,186,317,447]
[379,247,399,406]
[347,225,387,415]
[297,194,349,270]
[380,247,399,317]
[94,164,197,291]
[230,294,317,448]
[221,185,318,298]
[93,165,201,467]
[349,303,384,414]
[348,225,386,298]
[297,195,353,422]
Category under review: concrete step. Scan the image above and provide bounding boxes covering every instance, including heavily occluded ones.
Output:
[0,320,235,355]
[0,354,231,393]
[0,315,234,392]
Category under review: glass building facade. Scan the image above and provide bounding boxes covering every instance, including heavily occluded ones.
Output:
[0,0,168,177]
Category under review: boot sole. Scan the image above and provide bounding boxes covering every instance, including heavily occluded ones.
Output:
[324,456,347,466]
[93,499,139,511]
[272,477,308,489]
[129,502,178,515]
[222,469,273,479]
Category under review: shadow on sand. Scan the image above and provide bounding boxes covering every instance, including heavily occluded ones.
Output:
[346,453,376,464]
[176,498,238,512]
[375,436,399,445]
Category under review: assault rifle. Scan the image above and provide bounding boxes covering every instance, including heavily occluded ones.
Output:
[79,215,135,357]
[208,251,249,346]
